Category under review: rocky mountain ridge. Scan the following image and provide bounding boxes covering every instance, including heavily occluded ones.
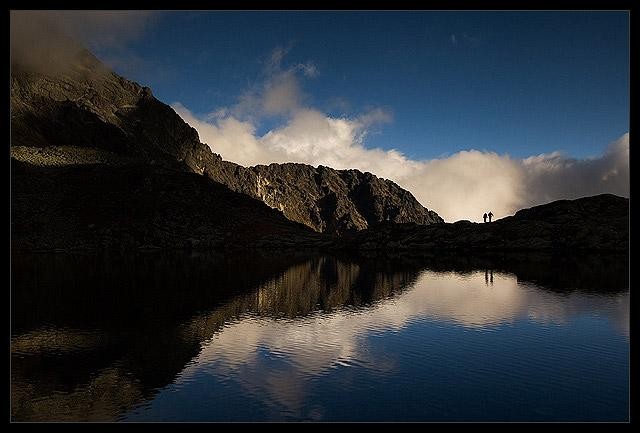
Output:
[10,48,442,235]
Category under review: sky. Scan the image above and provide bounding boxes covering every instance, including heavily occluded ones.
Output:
[95,11,629,160]
[11,11,630,222]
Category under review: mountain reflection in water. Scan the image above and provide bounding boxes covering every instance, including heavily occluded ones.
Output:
[11,252,629,421]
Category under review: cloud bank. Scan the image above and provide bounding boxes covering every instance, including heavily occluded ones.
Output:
[173,48,628,222]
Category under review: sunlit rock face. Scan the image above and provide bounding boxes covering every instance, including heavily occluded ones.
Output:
[248,164,442,234]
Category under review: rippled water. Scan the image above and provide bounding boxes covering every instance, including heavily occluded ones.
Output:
[11,252,629,421]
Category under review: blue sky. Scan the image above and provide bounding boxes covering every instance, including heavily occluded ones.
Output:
[94,11,629,160]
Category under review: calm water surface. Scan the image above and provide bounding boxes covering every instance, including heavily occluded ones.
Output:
[11,252,629,421]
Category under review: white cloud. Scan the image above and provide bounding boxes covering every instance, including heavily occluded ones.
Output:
[174,103,278,166]
[227,46,320,120]
[174,103,402,177]
[520,134,629,205]
[262,69,303,116]
[265,45,291,74]
[173,48,629,223]
[297,62,319,78]
[398,151,526,224]
[400,134,629,222]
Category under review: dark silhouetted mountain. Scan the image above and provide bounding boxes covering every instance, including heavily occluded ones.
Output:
[10,47,442,242]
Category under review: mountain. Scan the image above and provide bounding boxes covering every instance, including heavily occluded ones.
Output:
[11,158,330,251]
[10,48,442,239]
[11,47,627,253]
[340,194,629,252]
[216,162,442,234]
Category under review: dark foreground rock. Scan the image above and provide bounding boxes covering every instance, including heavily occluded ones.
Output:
[11,160,329,252]
[339,194,628,253]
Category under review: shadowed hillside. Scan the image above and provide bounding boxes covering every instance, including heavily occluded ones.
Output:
[340,194,628,252]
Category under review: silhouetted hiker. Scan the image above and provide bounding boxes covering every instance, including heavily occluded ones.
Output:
[483,213,488,223]
[488,211,493,222]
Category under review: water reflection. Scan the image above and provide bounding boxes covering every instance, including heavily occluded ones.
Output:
[485,269,493,285]
[11,252,628,421]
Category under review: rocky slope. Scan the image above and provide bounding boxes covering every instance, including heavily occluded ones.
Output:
[11,159,329,251]
[235,163,441,234]
[340,194,629,252]
[10,48,442,236]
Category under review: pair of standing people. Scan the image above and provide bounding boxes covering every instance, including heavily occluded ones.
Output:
[483,212,493,223]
